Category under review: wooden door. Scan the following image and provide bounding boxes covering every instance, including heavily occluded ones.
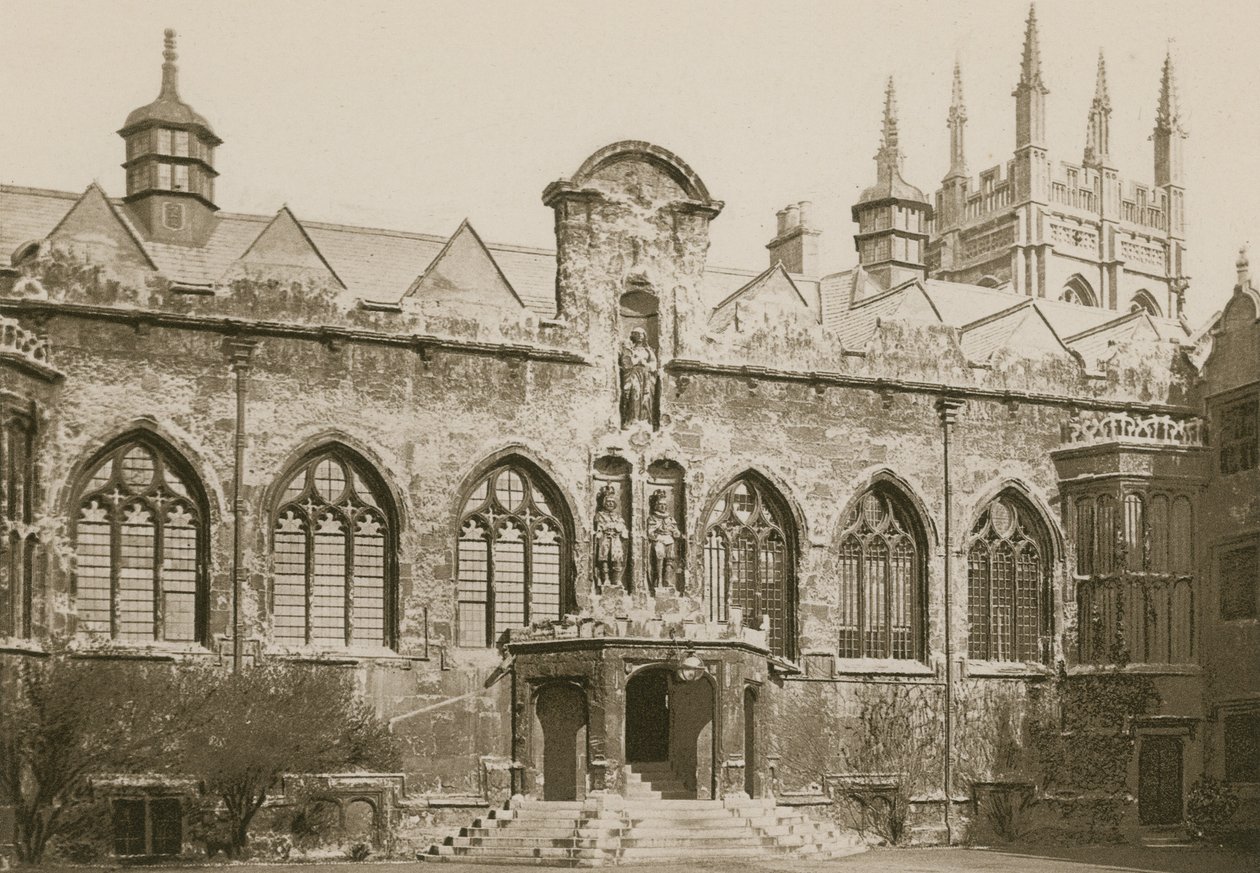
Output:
[1138,735,1183,825]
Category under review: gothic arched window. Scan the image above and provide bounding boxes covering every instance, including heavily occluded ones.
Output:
[272,450,395,648]
[457,463,569,647]
[1060,275,1098,307]
[703,475,795,658]
[837,488,924,660]
[967,492,1049,662]
[2,408,35,638]
[73,437,207,643]
[1130,290,1163,318]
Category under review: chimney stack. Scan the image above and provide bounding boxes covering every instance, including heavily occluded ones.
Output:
[766,200,821,275]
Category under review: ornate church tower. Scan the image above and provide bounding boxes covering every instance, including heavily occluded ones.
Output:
[851,79,932,291]
[118,30,221,245]
[1154,49,1189,312]
[1010,4,1050,296]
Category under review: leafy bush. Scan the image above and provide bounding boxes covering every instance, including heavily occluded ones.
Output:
[348,841,372,861]
[1185,777,1240,840]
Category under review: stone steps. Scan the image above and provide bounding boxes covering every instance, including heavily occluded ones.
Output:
[420,796,867,865]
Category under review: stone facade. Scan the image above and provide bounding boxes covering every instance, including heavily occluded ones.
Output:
[0,7,1257,859]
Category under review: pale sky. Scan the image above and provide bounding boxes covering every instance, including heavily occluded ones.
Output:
[3,0,1259,327]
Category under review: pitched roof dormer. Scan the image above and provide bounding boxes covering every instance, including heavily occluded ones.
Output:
[118,30,220,247]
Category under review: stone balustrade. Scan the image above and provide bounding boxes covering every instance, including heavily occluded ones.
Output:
[1063,411,1205,447]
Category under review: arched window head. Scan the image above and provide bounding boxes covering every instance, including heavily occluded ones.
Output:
[967,492,1050,662]
[702,475,795,658]
[272,449,396,648]
[73,437,207,643]
[1130,290,1162,318]
[457,462,570,647]
[837,487,924,660]
[1060,276,1098,307]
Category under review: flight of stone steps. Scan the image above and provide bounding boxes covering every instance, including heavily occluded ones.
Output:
[421,763,866,866]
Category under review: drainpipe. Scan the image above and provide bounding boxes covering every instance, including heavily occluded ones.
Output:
[936,397,964,845]
[225,337,257,672]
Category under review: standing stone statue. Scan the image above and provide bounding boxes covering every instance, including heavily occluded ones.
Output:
[619,327,658,427]
[593,485,628,589]
[646,489,681,595]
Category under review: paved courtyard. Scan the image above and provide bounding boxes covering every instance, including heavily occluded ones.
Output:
[30,846,1256,873]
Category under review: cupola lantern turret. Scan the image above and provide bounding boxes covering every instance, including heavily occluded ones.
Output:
[118,29,221,245]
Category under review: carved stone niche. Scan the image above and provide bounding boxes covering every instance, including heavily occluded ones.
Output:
[618,285,660,430]
[646,460,686,596]
[592,455,632,593]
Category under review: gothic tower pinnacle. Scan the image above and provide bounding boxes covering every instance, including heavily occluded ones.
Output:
[1013,3,1048,151]
[1083,51,1112,168]
[1154,47,1186,188]
[946,61,967,180]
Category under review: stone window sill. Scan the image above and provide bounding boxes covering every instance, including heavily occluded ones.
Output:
[964,660,1053,679]
[832,658,936,677]
[68,640,215,661]
[265,645,429,666]
[1069,662,1202,676]
[0,637,47,656]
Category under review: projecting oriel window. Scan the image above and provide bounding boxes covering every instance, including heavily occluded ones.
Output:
[73,437,207,643]
[456,463,569,647]
[967,493,1049,663]
[703,475,795,659]
[272,450,395,648]
[837,488,924,660]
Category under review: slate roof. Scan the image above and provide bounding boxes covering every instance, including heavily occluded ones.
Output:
[0,183,1196,357]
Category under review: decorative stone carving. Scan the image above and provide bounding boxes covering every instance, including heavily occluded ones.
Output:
[1064,411,1204,446]
[646,489,681,596]
[619,328,658,428]
[593,484,629,589]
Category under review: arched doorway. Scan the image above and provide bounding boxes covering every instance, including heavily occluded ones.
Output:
[625,667,715,799]
[744,686,757,797]
[535,683,587,801]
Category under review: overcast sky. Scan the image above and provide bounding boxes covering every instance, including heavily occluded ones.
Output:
[3,0,1258,326]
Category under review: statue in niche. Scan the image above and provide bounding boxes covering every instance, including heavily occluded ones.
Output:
[619,327,658,427]
[593,485,629,589]
[646,489,681,595]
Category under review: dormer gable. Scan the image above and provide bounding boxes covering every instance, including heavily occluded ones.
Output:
[405,220,523,309]
[960,300,1071,363]
[46,184,155,271]
[710,263,814,331]
[228,206,344,287]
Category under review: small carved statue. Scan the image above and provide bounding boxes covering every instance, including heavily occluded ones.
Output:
[593,485,629,589]
[646,489,681,595]
[619,328,658,427]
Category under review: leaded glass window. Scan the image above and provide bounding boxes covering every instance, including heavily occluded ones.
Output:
[457,464,568,647]
[272,451,394,648]
[967,494,1046,662]
[703,476,794,658]
[837,489,921,660]
[73,439,206,643]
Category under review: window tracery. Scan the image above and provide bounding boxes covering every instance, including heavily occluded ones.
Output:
[457,463,568,647]
[74,438,206,643]
[837,489,922,660]
[967,493,1047,662]
[272,450,393,648]
[702,476,794,658]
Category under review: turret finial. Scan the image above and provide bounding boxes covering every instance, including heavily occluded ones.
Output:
[1157,45,1183,132]
[881,76,900,155]
[1018,4,1045,90]
[160,28,179,99]
[1238,245,1250,287]
[949,60,967,123]
[1084,50,1112,166]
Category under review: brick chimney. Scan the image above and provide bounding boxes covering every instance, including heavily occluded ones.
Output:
[766,200,821,275]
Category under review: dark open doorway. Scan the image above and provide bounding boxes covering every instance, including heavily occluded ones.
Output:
[535,683,587,801]
[1138,735,1183,825]
[625,670,669,763]
[744,686,757,797]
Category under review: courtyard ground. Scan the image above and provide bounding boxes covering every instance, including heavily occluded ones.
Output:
[20,846,1260,873]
